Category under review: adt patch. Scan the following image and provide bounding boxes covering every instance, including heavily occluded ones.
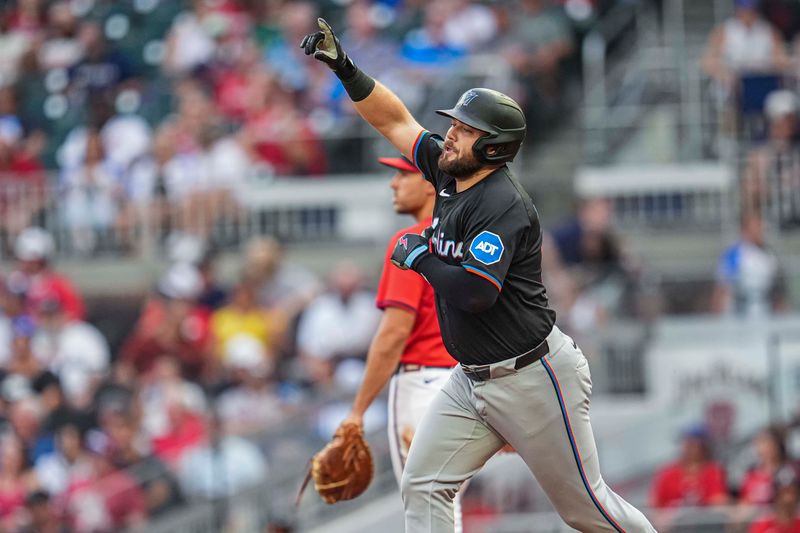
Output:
[469,231,503,265]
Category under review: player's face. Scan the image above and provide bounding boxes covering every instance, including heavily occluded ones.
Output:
[390,170,432,214]
[439,119,485,178]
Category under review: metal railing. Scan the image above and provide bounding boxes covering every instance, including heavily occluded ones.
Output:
[0,174,399,262]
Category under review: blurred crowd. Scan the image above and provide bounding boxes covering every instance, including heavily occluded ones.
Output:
[703,0,800,229]
[648,423,800,533]
[0,0,597,255]
[0,223,392,532]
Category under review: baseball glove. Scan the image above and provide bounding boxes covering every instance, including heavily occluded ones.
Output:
[297,421,374,505]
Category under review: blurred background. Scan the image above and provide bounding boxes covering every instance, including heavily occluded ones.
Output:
[0,0,796,531]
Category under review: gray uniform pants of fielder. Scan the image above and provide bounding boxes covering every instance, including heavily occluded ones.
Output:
[400,326,657,533]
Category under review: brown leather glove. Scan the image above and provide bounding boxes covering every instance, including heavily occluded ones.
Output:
[298,421,374,505]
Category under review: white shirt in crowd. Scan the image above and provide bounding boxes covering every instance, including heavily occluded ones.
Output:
[32,321,110,404]
[297,291,381,361]
[722,17,778,73]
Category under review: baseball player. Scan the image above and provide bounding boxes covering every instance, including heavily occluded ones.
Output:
[301,19,656,533]
[339,155,464,530]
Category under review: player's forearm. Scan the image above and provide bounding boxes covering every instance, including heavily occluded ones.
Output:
[415,255,499,312]
[352,82,421,145]
[350,329,407,418]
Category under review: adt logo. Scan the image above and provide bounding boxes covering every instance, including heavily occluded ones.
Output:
[469,231,503,265]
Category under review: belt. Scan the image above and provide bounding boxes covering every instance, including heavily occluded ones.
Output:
[397,363,454,373]
[461,340,549,382]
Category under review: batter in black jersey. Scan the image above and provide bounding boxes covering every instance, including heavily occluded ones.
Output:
[412,129,555,365]
[302,18,656,533]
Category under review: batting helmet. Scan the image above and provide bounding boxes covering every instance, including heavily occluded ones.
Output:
[436,88,526,165]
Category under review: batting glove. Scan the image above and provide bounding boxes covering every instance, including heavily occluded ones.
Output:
[300,18,355,77]
[390,233,429,271]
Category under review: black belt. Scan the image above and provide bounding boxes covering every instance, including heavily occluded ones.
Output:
[461,340,549,382]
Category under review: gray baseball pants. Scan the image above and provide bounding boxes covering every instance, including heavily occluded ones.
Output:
[400,325,657,533]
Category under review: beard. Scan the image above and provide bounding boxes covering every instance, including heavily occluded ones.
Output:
[438,149,483,178]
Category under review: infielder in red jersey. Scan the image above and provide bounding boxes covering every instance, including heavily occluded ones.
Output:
[339,156,464,530]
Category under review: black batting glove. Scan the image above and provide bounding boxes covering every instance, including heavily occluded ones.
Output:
[300,18,356,79]
[390,233,430,271]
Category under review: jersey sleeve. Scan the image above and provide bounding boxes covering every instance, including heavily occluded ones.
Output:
[376,237,426,313]
[460,201,529,292]
[411,130,446,189]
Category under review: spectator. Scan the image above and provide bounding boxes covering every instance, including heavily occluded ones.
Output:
[34,423,91,497]
[16,490,64,533]
[58,127,125,253]
[8,397,52,463]
[442,0,498,51]
[0,279,30,367]
[62,446,147,533]
[138,356,206,459]
[651,427,729,509]
[37,1,83,71]
[6,0,45,38]
[6,316,44,384]
[177,411,267,499]
[297,262,381,387]
[211,279,274,362]
[340,1,401,79]
[711,212,786,316]
[196,248,228,311]
[0,135,46,247]
[120,263,212,379]
[69,22,133,104]
[217,334,283,435]
[544,198,635,334]
[0,434,37,530]
[31,296,109,409]
[12,227,85,322]
[743,90,800,224]
[103,410,185,517]
[0,13,31,87]
[241,69,327,175]
[401,0,466,67]
[124,123,177,234]
[263,1,318,93]
[702,0,788,88]
[740,427,792,506]
[750,466,800,533]
[163,0,218,76]
[500,0,574,129]
[243,236,320,315]
[31,372,90,442]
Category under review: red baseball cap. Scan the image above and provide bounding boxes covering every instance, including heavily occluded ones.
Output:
[378,156,419,173]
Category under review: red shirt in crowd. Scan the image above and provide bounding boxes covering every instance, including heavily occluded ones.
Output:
[651,461,728,508]
[64,470,147,531]
[26,271,86,321]
[120,299,211,379]
[151,411,206,467]
[741,467,779,505]
[750,515,800,533]
[376,218,456,368]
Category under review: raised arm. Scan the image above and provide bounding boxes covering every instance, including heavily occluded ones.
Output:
[301,19,423,159]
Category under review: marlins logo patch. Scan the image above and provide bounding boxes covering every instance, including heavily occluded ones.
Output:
[469,231,503,265]
[458,90,479,107]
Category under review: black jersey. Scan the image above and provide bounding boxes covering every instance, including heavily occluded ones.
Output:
[411,130,556,365]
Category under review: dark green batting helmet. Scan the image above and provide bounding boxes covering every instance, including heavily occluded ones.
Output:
[436,88,526,165]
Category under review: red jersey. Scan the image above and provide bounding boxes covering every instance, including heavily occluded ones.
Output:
[376,218,455,367]
[650,461,728,508]
[750,516,800,533]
